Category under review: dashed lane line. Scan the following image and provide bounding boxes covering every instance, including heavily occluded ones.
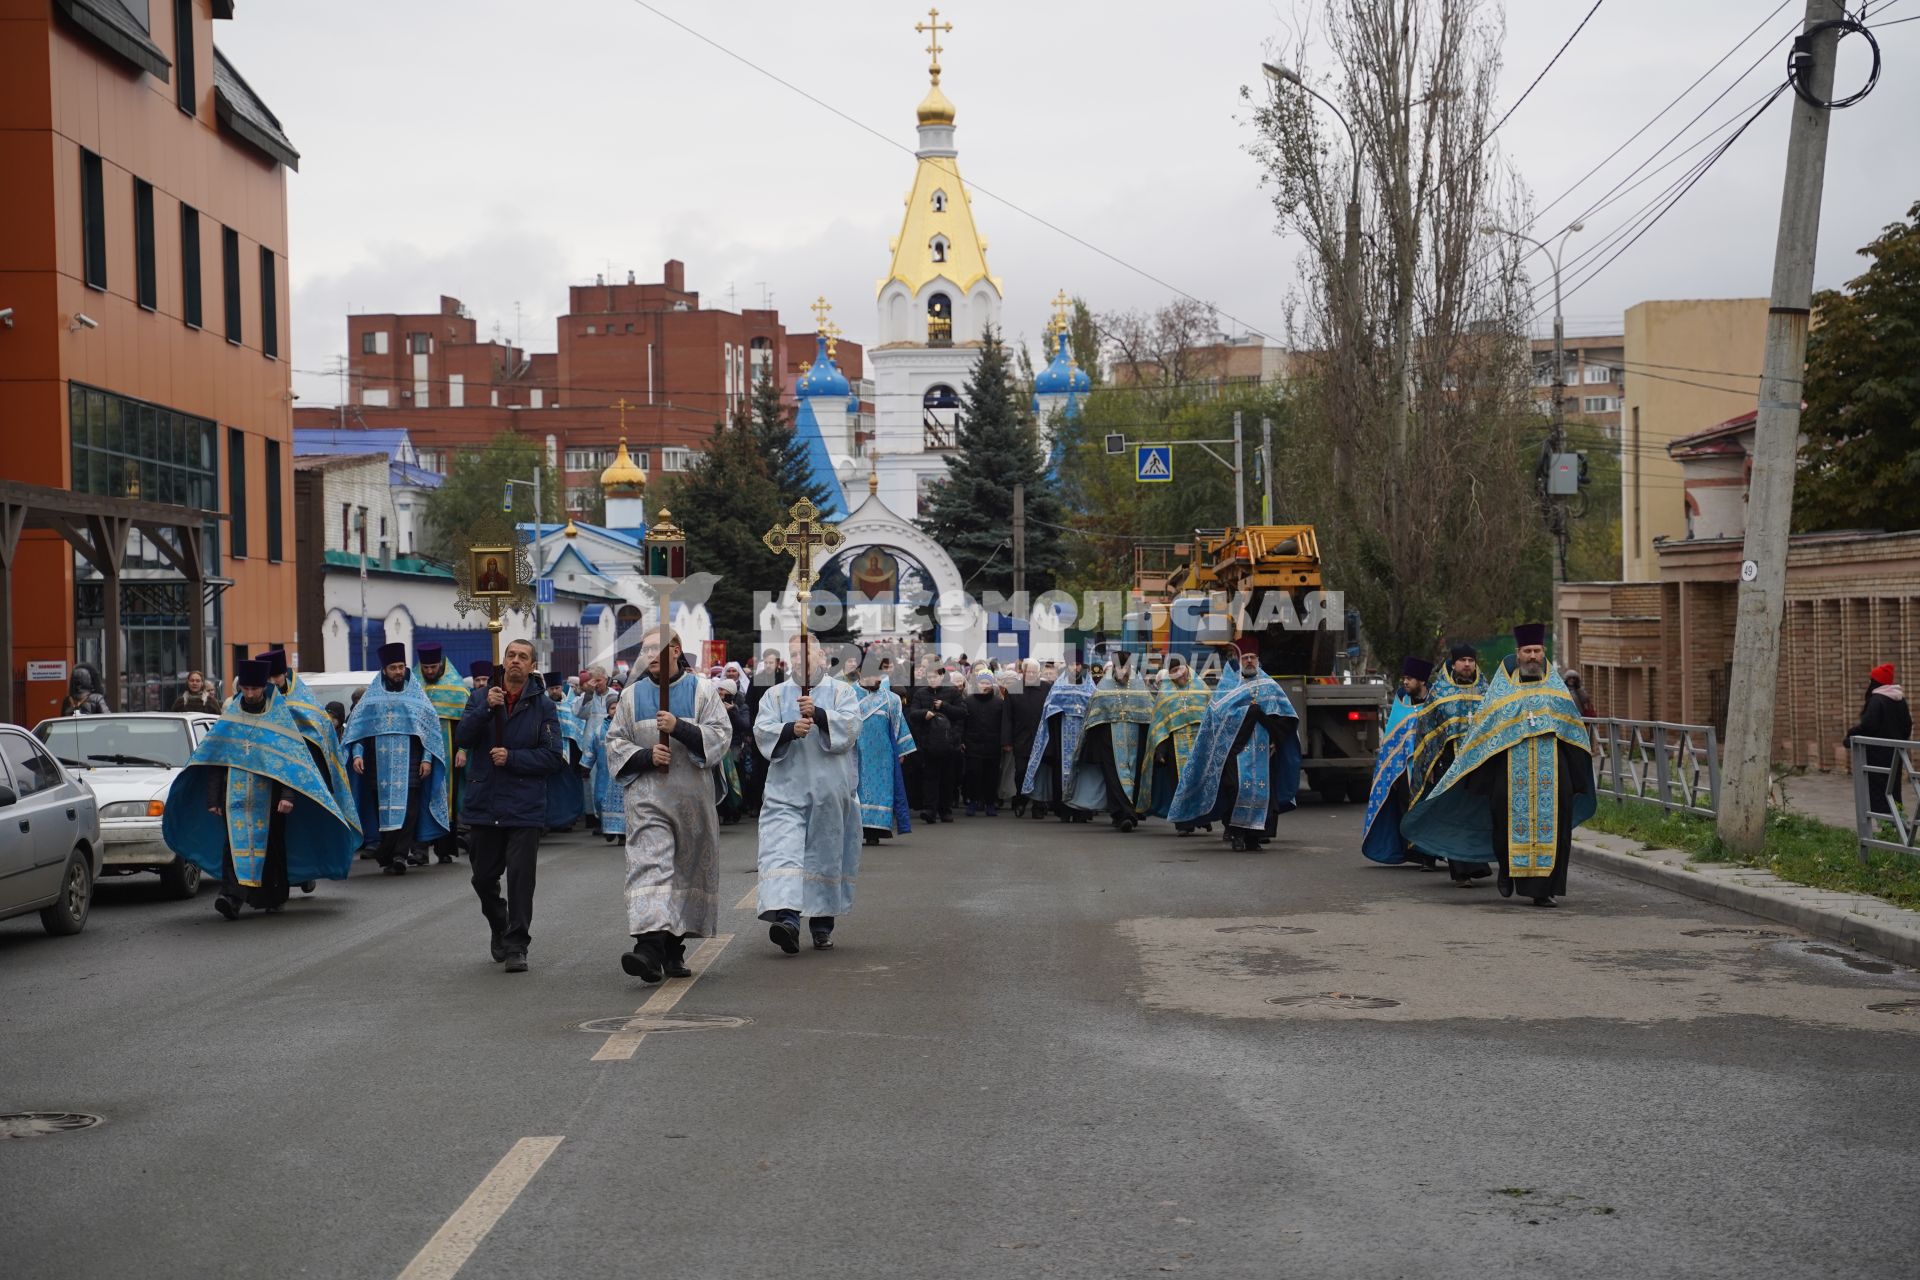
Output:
[395,1136,564,1280]
[590,933,735,1061]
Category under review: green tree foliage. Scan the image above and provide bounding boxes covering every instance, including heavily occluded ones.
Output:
[1068,297,1102,388]
[423,431,561,561]
[748,366,834,513]
[918,325,1067,597]
[652,415,785,651]
[1796,201,1920,533]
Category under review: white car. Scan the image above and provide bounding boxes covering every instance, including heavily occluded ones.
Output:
[297,671,382,717]
[0,723,102,935]
[33,712,216,898]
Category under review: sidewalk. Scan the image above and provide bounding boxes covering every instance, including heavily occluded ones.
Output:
[1574,828,1920,968]
[1774,769,1859,829]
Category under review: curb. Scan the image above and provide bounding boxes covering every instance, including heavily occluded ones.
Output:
[1574,835,1920,970]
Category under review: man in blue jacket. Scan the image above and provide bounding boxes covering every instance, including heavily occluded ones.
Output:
[456,637,563,973]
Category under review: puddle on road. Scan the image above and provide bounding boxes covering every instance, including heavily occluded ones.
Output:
[1796,944,1898,976]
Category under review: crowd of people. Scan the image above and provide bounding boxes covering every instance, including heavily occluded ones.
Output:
[147,622,1911,973]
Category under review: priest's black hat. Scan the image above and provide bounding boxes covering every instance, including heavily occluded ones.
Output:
[377,641,407,667]
[1400,655,1434,681]
[1513,622,1547,649]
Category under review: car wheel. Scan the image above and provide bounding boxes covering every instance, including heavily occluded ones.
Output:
[159,855,202,899]
[40,848,94,936]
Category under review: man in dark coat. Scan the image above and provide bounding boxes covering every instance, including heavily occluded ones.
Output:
[1847,662,1911,817]
[908,664,965,823]
[960,671,1011,816]
[1006,659,1052,817]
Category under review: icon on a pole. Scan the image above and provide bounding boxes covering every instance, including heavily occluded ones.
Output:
[1104,433,1127,456]
[1136,445,1172,483]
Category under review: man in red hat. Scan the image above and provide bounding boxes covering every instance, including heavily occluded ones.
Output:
[1847,663,1910,817]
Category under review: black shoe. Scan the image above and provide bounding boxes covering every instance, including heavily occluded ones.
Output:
[621,944,664,983]
[436,853,455,865]
[811,932,834,950]
[503,952,529,973]
[768,920,801,954]
[214,896,241,921]
[406,850,429,867]
[919,811,936,824]
[939,812,955,823]
[490,928,507,963]
[664,955,693,979]
[382,861,407,876]
[298,880,317,893]
[1530,896,1559,908]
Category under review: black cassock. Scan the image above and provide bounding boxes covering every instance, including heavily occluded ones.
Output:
[1465,739,1591,901]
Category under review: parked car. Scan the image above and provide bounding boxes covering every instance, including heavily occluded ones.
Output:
[33,713,215,898]
[297,670,382,717]
[0,722,102,935]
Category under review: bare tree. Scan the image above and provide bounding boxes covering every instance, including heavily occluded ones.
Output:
[1100,299,1222,393]
[1247,0,1544,662]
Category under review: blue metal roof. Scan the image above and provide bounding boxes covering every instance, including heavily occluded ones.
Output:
[295,426,415,462]
[389,461,443,489]
[791,398,848,520]
[519,520,646,550]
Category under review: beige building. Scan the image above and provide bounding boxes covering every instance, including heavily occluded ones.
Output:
[1109,334,1291,390]
[1619,299,1767,581]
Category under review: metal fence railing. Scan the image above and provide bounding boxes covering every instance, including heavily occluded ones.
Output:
[1848,736,1920,864]
[1584,718,1721,817]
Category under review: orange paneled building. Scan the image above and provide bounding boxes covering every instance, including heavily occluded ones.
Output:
[0,0,299,721]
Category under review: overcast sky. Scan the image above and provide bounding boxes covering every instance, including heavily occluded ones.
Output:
[212,1,1920,408]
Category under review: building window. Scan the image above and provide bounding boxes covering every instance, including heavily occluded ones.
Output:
[221,226,241,345]
[927,293,953,347]
[408,333,430,354]
[1582,396,1619,413]
[585,324,597,335]
[133,178,157,310]
[625,323,634,333]
[227,429,248,559]
[564,448,613,471]
[416,449,445,473]
[931,189,947,212]
[258,246,278,359]
[340,502,351,551]
[1584,365,1613,384]
[361,388,390,407]
[179,204,202,328]
[80,148,107,290]
[264,439,282,562]
[660,447,691,472]
[929,235,949,263]
[173,0,196,114]
[530,389,544,409]
[68,383,217,511]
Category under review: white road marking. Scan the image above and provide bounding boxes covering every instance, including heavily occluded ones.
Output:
[395,1135,563,1280]
[735,883,759,910]
[591,932,735,1061]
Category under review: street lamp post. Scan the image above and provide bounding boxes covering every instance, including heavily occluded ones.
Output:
[1485,221,1584,580]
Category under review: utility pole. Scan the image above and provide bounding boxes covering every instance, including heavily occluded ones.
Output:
[1011,482,1026,597]
[1260,417,1275,522]
[1718,0,1843,856]
[1232,410,1246,530]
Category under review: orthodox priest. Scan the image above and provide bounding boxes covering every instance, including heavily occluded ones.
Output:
[603,628,731,983]
[544,670,588,832]
[1148,656,1212,832]
[1416,644,1494,884]
[163,659,359,919]
[1077,651,1154,831]
[754,632,863,954]
[1402,624,1595,906]
[855,657,916,847]
[1360,656,1436,867]
[415,642,469,865]
[1170,648,1302,851]
[1022,662,1095,822]
[344,642,450,875]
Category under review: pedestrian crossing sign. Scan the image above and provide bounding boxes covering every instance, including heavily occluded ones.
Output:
[1136,445,1172,483]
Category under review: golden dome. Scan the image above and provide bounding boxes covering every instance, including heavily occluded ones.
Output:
[917,76,955,126]
[562,517,579,538]
[599,438,647,494]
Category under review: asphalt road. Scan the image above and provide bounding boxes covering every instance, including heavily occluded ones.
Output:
[4,800,1918,1279]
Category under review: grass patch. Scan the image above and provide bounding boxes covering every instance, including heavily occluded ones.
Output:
[1580,799,1920,911]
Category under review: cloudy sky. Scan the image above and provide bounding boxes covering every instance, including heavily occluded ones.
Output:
[211,1,1920,408]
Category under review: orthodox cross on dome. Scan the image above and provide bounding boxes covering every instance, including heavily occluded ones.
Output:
[823,320,843,360]
[811,295,833,331]
[609,397,637,430]
[915,8,953,82]
[1051,289,1073,331]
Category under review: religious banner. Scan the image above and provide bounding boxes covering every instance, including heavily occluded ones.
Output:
[702,640,727,669]
[849,547,900,602]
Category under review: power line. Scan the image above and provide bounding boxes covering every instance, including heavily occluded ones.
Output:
[1488,0,1607,140]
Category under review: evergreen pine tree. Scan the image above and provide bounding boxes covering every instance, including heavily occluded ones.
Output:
[748,368,833,512]
[919,325,1067,599]
[654,414,786,651]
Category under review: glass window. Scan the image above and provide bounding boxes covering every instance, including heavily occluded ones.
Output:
[180,204,202,329]
[134,177,157,309]
[1,732,62,797]
[80,148,107,290]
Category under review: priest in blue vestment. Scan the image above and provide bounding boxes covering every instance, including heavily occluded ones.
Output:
[755,632,863,954]
[1361,655,1435,866]
[855,659,916,847]
[1402,625,1595,906]
[1170,649,1302,851]
[258,648,356,866]
[344,642,450,875]
[544,670,588,832]
[164,660,359,919]
[1021,663,1095,821]
[1148,657,1212,831]
[1076,651,1154,831]
[414,642,470,865]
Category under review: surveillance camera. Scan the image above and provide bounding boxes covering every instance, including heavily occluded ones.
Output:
[0,307,14,328]
[71,313,99,330]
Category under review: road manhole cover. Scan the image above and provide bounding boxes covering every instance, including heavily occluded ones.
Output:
[1216,925,1317,935]
[0,1112,104,1139]
[1867,1000,1920,1016]
[576,1013,752,1035]
[1682,927,1791,939]
[1265,993,1400,1010]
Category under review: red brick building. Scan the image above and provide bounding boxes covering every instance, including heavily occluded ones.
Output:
[1,0,299,720]
[300,260,864,511]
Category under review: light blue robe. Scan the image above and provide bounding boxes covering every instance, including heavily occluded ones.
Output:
[1361,694,1424,864]
[343,675,450,844]
[1170,674,1303,834]
[582,712,625,838]
[547,696,588,829]
[1023,673,1095,806]
[855,684,916,836]
[755,678,863,918]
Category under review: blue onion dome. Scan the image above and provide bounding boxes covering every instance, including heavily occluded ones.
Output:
[1035,328,1089,395]
[797,335,850,399]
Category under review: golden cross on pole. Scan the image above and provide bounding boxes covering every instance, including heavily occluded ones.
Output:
[1051,289,1072,330]
[915,7,953,80]
[761,496,844,691]
[823,320,842,360]
[609,397,636,431]
[810,295,832,331]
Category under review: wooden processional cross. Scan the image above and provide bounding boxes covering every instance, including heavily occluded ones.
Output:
[762,496,843,691]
